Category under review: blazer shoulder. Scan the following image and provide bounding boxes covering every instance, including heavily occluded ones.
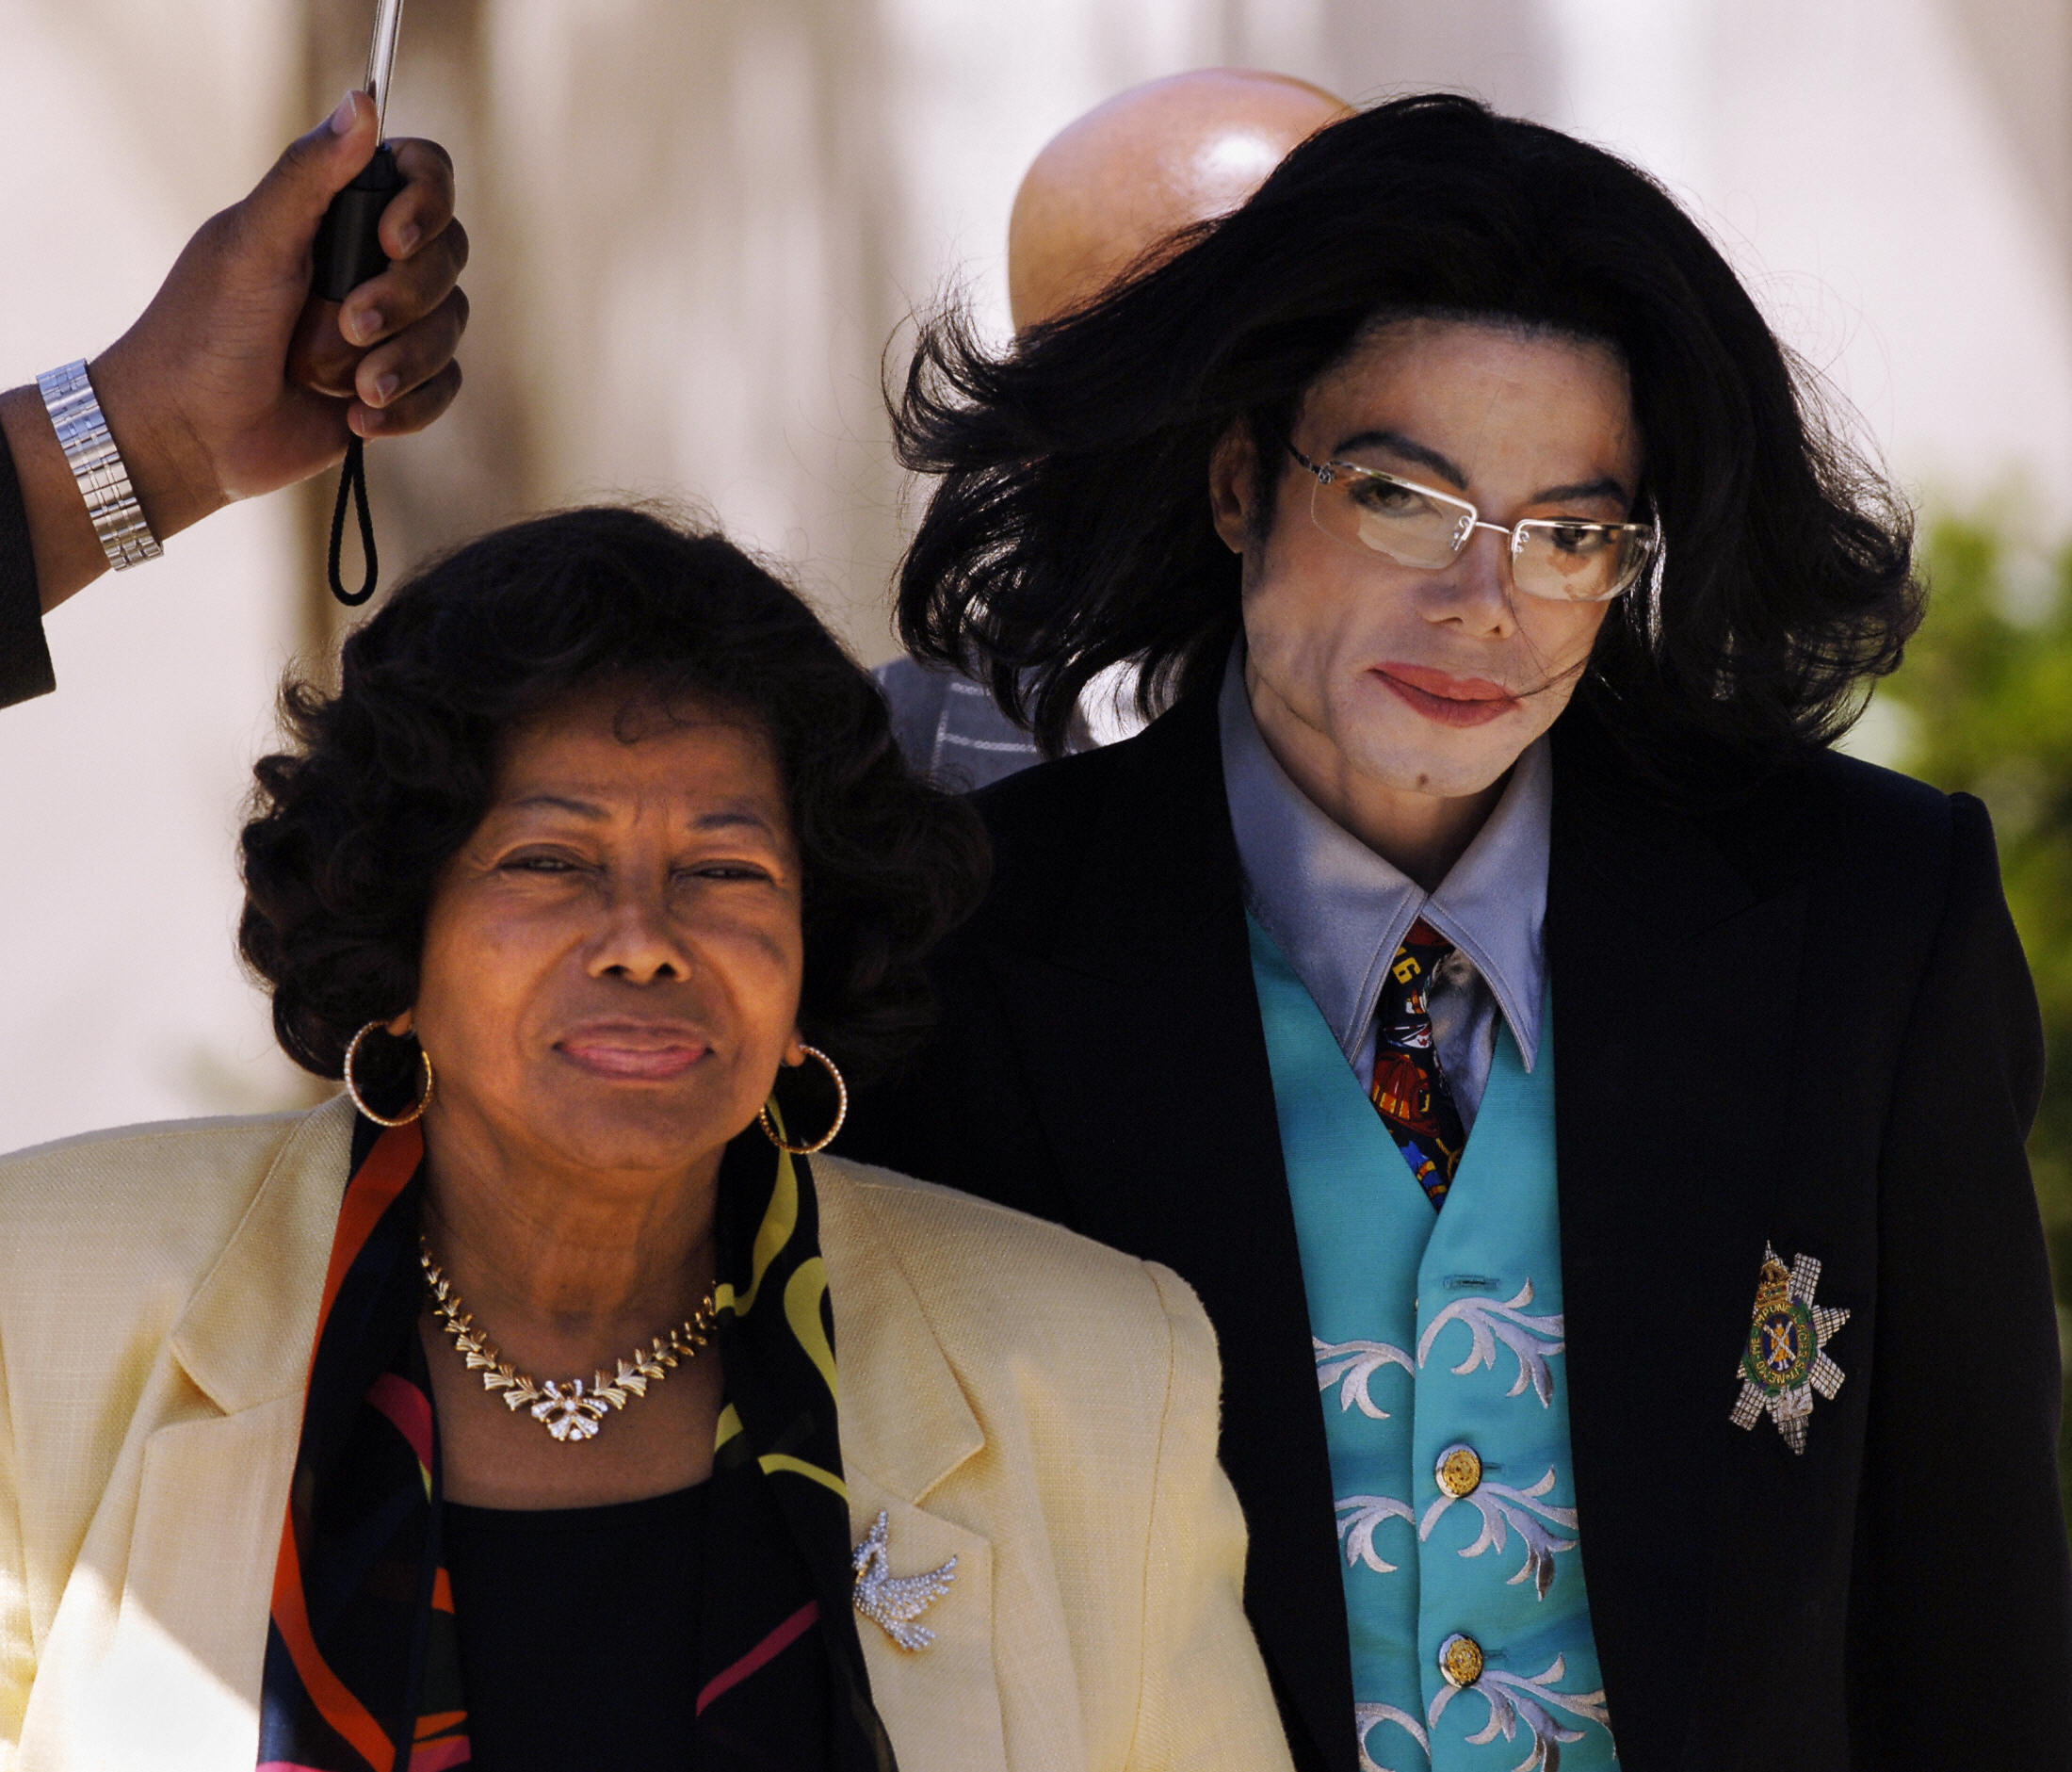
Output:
[0,1106,313,1171]
[815,1154,1198,1350]
[960,691,1226,947]
[1699,746,1970,909]
[1791,745,1955,835]
[970,689,1212,842]
[1784,748,1995,905]
[0,1103,342,1317]
[965,738,1127,902]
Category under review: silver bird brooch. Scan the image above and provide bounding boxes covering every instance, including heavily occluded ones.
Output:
[851,1510,958,1650]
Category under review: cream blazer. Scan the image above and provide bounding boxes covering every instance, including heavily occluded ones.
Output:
[0,1097,1292,1772]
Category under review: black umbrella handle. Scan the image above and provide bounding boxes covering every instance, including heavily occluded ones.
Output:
[313,144,402,303]
[314,145,401,605]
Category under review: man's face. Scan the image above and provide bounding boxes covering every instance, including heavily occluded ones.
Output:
[1212,317,1643,805]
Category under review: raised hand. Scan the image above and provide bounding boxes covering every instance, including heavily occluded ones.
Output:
[1,89,469,612]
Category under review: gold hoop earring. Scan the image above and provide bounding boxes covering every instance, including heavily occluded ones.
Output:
[343,1021,435,1128]
[758,1044,848,1155]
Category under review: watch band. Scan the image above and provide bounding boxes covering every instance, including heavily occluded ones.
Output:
[36,360,163,571]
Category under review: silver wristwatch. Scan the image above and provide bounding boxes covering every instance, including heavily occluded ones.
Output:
[36,360,164,571]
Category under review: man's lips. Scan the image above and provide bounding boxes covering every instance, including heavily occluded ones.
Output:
[1371,661,1522,729]
[556,1022,712,1081]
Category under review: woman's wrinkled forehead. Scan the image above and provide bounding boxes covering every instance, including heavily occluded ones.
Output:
[478,683,794,848]
[491,680,777,783]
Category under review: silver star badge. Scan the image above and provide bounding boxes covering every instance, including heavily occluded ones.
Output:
[1730,1244,1850,1454]
[851,1510,958,1650]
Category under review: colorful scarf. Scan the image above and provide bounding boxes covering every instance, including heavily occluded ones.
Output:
[257,1113,896,1772]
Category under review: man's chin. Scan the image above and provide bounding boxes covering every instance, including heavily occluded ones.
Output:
[1332,722,1534,804]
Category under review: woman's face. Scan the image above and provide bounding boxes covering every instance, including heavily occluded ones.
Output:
[1212,317,1643,802]
[406,691,804,1183]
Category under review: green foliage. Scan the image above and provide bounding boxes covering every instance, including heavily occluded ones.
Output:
[1870,510,2072,1520]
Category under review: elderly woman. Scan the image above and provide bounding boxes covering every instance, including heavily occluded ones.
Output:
[0,509,1292,1772]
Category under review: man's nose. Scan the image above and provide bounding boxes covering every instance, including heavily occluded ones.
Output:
[1424,525,1517,633]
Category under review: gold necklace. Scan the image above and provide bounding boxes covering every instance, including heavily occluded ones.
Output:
[419,1241,718,1443]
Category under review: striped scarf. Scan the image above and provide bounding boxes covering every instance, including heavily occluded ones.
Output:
[257,1114,895,1772]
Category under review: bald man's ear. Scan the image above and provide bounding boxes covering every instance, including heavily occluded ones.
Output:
[1209,421,1262,554]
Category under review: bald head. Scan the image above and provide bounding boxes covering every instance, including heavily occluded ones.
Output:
[1008,68,1350,331]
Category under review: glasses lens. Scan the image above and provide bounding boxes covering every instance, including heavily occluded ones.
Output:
[1311,469,1467,570]
[1512,521,1655,602]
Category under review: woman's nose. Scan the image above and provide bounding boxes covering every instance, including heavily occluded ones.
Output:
[591,879,692,982]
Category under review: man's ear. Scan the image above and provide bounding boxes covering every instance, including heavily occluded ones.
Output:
[1209,422,1259,554]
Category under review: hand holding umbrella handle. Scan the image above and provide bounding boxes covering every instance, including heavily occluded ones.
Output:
[312,145,403,302]
[315,0,407,604]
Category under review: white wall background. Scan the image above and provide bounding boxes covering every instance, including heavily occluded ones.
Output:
[0,1,318,1146]
[3,0,2067,1152]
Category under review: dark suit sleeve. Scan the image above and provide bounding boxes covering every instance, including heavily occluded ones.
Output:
[0,432,57,708]
[839,939,1073,1222]
[1846,792,2072,1766]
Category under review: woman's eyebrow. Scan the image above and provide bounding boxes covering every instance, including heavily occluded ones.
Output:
[508,792,609,819]
[693,808,780,834]
[500,794,780,836]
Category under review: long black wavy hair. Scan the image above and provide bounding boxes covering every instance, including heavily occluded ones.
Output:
[893,92,1920,778]
[240,507,988,1093]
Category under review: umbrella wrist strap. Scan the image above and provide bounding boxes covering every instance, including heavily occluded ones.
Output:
[327,436,379,607]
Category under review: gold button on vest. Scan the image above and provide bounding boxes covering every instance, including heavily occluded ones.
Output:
[1438,1632,1485,1690]
[1435,1443,1482,1498]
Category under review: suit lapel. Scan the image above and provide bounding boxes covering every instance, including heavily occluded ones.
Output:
[1547,716,1805,1772]
[94,1400,306,1768]
[85,1101,351,1767]
[972,695,1355,1772]
[816,1161,1010,1772]
[840,1469,1004,1772]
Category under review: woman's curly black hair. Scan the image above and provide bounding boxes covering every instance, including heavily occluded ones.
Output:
[239,506,989,1088]
[894,92,1921,784]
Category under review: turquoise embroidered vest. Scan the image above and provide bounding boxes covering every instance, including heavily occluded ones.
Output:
[1249,916,1615,1772]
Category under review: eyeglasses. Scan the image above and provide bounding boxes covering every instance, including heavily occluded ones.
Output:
[1288,446,1659,604]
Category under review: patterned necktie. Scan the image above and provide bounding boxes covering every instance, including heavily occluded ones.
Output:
[1369,917,1468,1209]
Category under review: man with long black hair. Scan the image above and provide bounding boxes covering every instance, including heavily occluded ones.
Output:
[844,93,2072,1772]
[877,67,1347,790]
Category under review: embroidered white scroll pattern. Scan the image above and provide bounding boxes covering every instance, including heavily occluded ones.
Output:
[1416,1280,1565,1406]
[1418,1468,1579,1601]
[1336,1493,1418,1573]
[1428,1653,1611,1772]
[1355,1700,1432,1772]
[1316,1335,1416,1419]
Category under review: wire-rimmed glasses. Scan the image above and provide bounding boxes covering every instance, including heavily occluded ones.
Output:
[1288,446,1658,604]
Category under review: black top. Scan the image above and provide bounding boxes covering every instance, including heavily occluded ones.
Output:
[839,689,2072,1772]
[0,434,56,708]
[444,1484,709,1771]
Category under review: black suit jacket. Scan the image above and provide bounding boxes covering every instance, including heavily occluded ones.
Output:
[0,436,57,708]
[842,688,2072,1772]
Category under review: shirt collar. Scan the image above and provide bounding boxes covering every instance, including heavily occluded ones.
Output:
[1219,645,1549,1071]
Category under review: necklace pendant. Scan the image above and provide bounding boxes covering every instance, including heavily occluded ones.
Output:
[531,1378,608,1441]
[421,1240,717,1445]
